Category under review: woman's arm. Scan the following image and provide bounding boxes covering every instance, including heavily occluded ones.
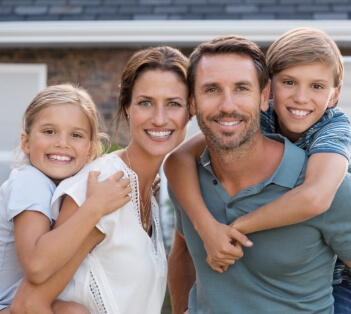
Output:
[14,171,131,284]
[164,133,252,273]
[11,193,105,314]
[233,153,348,233]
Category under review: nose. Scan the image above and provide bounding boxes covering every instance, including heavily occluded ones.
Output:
[218,90,238,113]
[55,134,70,148]
[293,86,309,104]
[151,105,168,126]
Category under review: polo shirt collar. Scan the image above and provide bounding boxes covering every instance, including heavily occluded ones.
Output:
[199,134,307,190]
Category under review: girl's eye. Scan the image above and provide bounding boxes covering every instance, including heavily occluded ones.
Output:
[44,129,55,135]
[312,84,323,89]
[72,133,83,138]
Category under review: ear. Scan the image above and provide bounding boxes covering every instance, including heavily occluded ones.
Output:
[189,96,196,117]
[328,85,342,108]
[21,132,30,155]
[86,142,93,162]
[260,80,271,112]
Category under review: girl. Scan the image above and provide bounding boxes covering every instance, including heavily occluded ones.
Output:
[12,46,190,314]
[0,84,131,313]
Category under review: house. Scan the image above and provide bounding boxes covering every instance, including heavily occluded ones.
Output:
[1,0,351,185]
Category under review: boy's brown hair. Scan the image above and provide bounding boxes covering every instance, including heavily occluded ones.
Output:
[266,27,344,89]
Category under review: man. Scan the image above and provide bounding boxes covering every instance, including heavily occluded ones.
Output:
[167,35,351,313]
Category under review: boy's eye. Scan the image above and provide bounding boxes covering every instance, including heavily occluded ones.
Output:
[283,80,294,86]
[44,129,55,135]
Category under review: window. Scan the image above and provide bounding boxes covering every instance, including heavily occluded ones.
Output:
[0,64,47,184]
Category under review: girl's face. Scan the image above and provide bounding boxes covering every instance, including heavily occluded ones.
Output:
[21,103,92,185]
[271,63,341,142]
[126,69,189,159]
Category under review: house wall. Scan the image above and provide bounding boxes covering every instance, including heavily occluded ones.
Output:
[0,46,350,147]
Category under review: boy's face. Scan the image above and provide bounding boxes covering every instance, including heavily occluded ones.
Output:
[271,63,341,142]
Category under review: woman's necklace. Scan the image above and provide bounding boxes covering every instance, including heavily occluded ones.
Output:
[125,147,152,233]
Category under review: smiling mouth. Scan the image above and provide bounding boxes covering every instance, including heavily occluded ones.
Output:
[288,109,311,117]
[218,121,240,126]
[146,130,172,139]
[48,154,72,161]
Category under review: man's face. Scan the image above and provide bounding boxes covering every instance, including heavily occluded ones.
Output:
[190,53,269,152]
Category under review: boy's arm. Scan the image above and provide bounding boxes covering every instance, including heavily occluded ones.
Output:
[14,171,131,284]
[11,194,104,314]
[164,133,252,273]
[233,153,348,234]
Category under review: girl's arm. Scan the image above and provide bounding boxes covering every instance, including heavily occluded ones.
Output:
[11,194,104,314]
[164,132,253,273]
[232,152,348,233]
[14,171,131,284]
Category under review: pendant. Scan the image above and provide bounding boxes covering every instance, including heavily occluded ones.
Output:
[143,222,147,229]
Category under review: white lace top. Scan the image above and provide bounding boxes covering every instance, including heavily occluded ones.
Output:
[51,153,167,314]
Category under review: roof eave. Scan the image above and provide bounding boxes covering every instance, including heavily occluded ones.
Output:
[1,20,351,48]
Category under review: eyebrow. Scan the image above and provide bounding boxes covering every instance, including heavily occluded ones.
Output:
[39,123,90,134]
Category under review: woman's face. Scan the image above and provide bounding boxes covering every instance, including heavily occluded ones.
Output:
[126,69,189,158]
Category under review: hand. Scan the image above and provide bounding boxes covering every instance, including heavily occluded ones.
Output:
[86,171,132,217]
[152,174,161,197]
[199,219,253,273]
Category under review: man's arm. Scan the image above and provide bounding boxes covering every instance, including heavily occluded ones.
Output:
[168,230,196,314]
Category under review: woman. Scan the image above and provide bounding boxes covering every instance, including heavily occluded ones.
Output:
[11,46,190,314]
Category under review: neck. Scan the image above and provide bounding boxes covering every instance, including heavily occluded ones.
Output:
[121,143,162,199]
[208,134,283,197]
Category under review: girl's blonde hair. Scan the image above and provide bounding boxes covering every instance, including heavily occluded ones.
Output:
[21,83,108,162]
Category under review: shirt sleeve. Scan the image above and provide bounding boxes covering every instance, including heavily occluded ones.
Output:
[321,175,351,262]
[7,166,55,223]
[306,110,351,161]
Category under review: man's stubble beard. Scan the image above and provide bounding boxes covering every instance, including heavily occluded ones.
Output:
[196,109,261,154]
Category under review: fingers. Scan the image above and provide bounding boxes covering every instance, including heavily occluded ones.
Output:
[229,228,253,247]
[109,170,125,182]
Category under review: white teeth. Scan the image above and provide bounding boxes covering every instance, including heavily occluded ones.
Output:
[219,121,240,126]
[49,155,72,161]
[290,109,310,117]
[147,130,172,138]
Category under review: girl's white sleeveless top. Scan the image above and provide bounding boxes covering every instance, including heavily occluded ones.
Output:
[51,153,167,314]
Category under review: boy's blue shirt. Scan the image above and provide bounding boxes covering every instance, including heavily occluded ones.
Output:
[261,101,351,173]
[261,101,351,287]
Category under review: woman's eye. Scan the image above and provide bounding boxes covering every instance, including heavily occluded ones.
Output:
[169,101,181,107]
[140,100,151,107]
[283,80,294,86]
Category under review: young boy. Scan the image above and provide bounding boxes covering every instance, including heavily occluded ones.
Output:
[164,27,351,313]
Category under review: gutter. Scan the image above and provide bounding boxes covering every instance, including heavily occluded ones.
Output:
[1,20,351,48]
